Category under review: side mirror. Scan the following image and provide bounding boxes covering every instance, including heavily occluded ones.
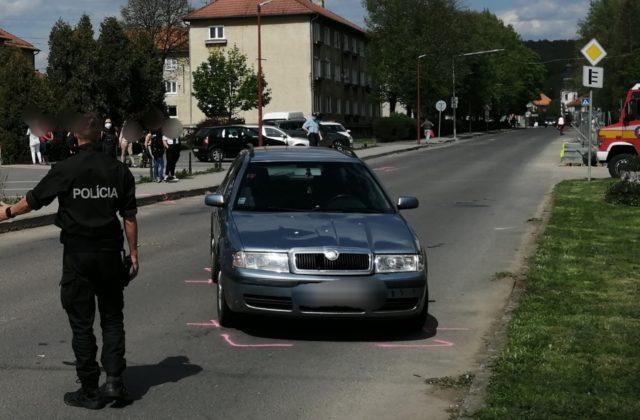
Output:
[397,196,419,210]
[205,193,225,207]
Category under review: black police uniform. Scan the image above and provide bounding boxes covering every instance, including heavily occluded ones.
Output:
[25,143,137,391]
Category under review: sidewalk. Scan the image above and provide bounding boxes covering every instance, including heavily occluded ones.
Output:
[0,134,467,233]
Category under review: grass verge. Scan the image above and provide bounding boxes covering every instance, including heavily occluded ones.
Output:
[477,179,640,419]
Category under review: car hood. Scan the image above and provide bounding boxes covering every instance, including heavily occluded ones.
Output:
[231,212,418,253]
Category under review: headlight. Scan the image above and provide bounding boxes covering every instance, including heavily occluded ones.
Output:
[374,254,423,273]
[233,252,289,273]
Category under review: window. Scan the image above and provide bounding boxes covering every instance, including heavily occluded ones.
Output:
[164,58,178,71]
[168,105,178,118]
[313,23,321,43]
[324,27,331,45]
[314,94,321,112]
[314,58,322,79]
[336,98,342,113]
[209,26,225,40]
[164,80,177,94]
[323,60,331,79]
[335,64,341,82]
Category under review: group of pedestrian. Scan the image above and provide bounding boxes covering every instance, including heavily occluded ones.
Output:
[144,128,181,183]
[26,126,53,165]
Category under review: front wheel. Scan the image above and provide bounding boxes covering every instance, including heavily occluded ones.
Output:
[332,140,346,151]
[608,154,634,178]
[216,272,237,327]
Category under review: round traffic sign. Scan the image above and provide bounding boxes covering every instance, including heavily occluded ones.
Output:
[525,111,532,118]
[435,100,447,112]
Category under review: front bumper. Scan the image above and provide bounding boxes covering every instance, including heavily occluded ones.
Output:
[597,151,608,162]
[221,269,427,318]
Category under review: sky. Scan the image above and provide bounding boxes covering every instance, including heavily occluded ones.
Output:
[0,0,590,71]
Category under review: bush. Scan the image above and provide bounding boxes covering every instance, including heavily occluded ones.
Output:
[605,180,640,206]
[372,113,416,143]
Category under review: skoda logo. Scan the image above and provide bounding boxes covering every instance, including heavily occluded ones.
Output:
[324,250,340,261]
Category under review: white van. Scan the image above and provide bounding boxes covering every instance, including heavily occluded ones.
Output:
[263,111,305,124]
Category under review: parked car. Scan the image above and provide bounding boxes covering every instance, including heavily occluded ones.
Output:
[271,119,352,150]
[320,121,354,146]
[544,117,557,128]
[204,147,429,329]
[192,125,258,162]
[246,125,309,147]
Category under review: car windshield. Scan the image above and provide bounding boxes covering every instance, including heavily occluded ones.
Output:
[234,162,395,213]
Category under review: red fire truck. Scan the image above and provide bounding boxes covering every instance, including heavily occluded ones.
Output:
[597,83,640,177]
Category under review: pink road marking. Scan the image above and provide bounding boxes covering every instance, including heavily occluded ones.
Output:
[186,319,220,328]
[204,267,212,273]
[162,200,177,205]
[375,339,454,349]
[221,334,294,348]
[185,279,213,284]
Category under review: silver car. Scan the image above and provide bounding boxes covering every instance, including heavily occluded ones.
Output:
[205,147,428,329]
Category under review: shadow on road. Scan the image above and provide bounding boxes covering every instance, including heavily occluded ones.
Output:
[110,356,202,407]
[232,314,439,343]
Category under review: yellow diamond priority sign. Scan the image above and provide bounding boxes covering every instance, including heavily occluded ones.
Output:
[581,39,607,66]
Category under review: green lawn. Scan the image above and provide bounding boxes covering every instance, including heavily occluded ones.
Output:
[477,179,640,419]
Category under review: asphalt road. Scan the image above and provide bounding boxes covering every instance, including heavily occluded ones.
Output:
[0,129,606,419]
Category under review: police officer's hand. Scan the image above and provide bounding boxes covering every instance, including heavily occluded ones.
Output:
[130,253,139,280]
[0,203,9,222]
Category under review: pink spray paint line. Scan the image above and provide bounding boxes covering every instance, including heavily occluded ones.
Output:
[375,339,454,349]
[186,319,220,328]
[204,267,212,273]
[221,334,294,348]
[185,279,213,284]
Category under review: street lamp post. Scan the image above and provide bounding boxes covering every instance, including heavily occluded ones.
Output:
[416,54,426,145]
[452,48,504,141]
[257,0,273,147]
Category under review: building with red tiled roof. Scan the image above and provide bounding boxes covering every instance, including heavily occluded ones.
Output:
[183,0,378,130]
[0,28,39,68]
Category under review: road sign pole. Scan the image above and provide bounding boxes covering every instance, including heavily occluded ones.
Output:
[438,110,442,139]
[587,90,593,182]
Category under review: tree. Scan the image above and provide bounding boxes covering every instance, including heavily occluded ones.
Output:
[0,48,54,163]
[120,0,191,59]
[364,0,464,116]
[578,0,640,117]
[192,45,271,122]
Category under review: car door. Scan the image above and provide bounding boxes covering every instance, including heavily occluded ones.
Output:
[264,127,287,145]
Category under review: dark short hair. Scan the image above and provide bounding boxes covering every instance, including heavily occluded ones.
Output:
[74,112,102,141]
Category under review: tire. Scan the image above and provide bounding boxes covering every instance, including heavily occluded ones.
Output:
[332,140,345,151]
[208,147,224,163]
[406,288,429,331]
[608,154,634,178]
[216,272,237,327]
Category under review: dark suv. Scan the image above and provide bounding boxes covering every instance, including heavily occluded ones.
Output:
[192,125,260,162]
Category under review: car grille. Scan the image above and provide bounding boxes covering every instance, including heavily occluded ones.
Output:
[294,253,370,272]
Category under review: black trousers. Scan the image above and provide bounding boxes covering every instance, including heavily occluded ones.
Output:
[165,145,180,177]
[61,249,126,389]
[308,133,320,147]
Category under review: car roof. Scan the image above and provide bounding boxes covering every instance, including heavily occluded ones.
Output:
[245,146,359,163]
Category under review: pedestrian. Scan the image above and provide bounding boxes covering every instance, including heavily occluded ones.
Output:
[100,118,119,159]
[27,126,42,164]
[39,130,54,164]
[302,112,322,147]
[119,121,135,166]
[558,115,565,135]
[164,133,181,182]
[145,128,167,182]
[0,113,139,410]
[422,119,434,142]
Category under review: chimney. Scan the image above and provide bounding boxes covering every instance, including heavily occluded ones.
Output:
[312,0,325,7]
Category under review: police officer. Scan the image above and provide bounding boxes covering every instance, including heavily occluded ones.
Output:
[302,112,322,146]
[0,113,139,410]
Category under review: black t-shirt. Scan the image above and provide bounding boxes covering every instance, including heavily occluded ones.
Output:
[26,144,137,240]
